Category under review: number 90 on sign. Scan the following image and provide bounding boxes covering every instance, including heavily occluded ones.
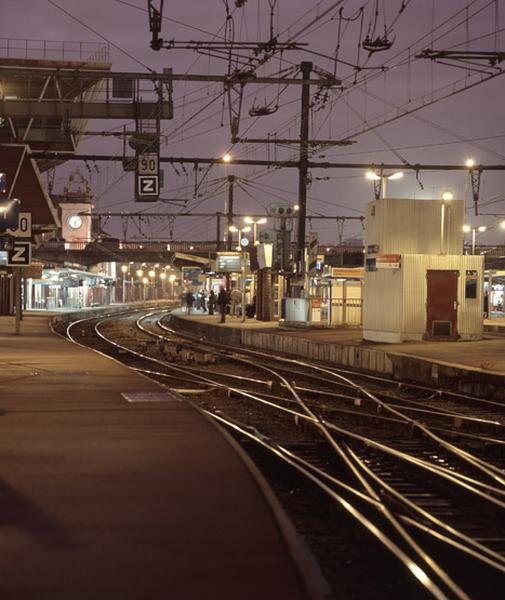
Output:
[6,212,32,238]
[138,154,159,175]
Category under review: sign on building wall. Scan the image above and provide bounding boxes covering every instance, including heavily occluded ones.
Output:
[376,254,401,269]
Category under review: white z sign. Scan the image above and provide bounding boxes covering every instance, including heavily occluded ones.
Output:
[137,175,159,197]
[7,241,31,266]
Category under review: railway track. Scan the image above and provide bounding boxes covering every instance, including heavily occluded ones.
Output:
[57,307,505,600]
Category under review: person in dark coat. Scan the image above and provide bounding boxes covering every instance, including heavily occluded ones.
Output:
[185,290,194,315]
[208,289,216,315]
[216,286,228,323]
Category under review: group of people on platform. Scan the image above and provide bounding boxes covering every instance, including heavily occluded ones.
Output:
[182,287,255,323]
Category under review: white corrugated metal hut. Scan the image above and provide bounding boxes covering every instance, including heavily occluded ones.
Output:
[363,198,484,343]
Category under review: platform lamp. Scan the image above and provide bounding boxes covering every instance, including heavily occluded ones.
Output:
[142,277,149,301]
[169,273,176,299]
[463,224,486,255]
[229,225,251,322]
[136,269,144,301]
[440,191,454,254]
[148,269,156,300]
[366,170,404,200]
[121,265,128,303]
[243,217,267,309]
[244,216,267,245]
[159,271,167,299]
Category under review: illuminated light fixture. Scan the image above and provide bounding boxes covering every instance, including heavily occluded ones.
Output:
[189,245,194,250]
[462,225,471,233]
[293,204,300,211]
[244,216,267,225]
[326,247,331,252]
[148,270,156,278]
[159,272,167,280]
[222,154,232,163]
[168,274,176,283]
[242,226,251,233]
[441,192,454,201]
[478,225,487,233]
[136,269,144,277]
[466,158,475,168]
[366,170,403,180]
[142,277,149,285]
[229,225,238,232]
[121,265,128,273]
[500,221,505,230]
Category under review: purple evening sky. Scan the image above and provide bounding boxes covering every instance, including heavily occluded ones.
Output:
[1,0,505,244]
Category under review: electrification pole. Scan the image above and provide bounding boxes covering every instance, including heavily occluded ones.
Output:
[226,175,235,251]
[296,61,312,281]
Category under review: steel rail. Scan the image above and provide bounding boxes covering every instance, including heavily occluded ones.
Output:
[203,410,452,600]
[151,318,505,505]
[293,381,504,429]
[82,312,505,509]
[148,315,505,499]
[231,350,505,488]
[344,445,505,570]
[66,311,505,576]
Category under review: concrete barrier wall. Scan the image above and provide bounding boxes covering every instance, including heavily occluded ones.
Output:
[241,330,395,376]
[167,315,243,347]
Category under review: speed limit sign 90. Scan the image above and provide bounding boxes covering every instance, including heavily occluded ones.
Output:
[137,153,159,175]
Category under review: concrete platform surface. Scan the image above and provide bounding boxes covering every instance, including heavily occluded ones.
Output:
[0,313,313,600]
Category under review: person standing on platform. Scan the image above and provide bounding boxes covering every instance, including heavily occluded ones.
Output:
[217,286,228,323]
[185,290,194,315]
[199,289,207,312]
[208,289,216,315]
[230,288,242,317]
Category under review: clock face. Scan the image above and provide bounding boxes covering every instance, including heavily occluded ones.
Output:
[68,215,83,229]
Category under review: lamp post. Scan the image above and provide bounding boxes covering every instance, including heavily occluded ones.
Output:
[120,265,128,303]
[366,170,404,200]
[148,269,156,300]
[440,191,453,254]
[229,225,251,322]
[159,271,166,299]
[244,216,267,245]
[142,277,149,301]
[169,273,176,299]
[463,224,486,255]
[136,269,144,301]
[243,217,267,311]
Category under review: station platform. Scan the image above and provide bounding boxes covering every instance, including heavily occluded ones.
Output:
[171,310,505,399]
[0,312,323,600]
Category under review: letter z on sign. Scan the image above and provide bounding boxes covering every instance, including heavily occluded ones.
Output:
[137,175,159,196]
[7,241,31,266]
